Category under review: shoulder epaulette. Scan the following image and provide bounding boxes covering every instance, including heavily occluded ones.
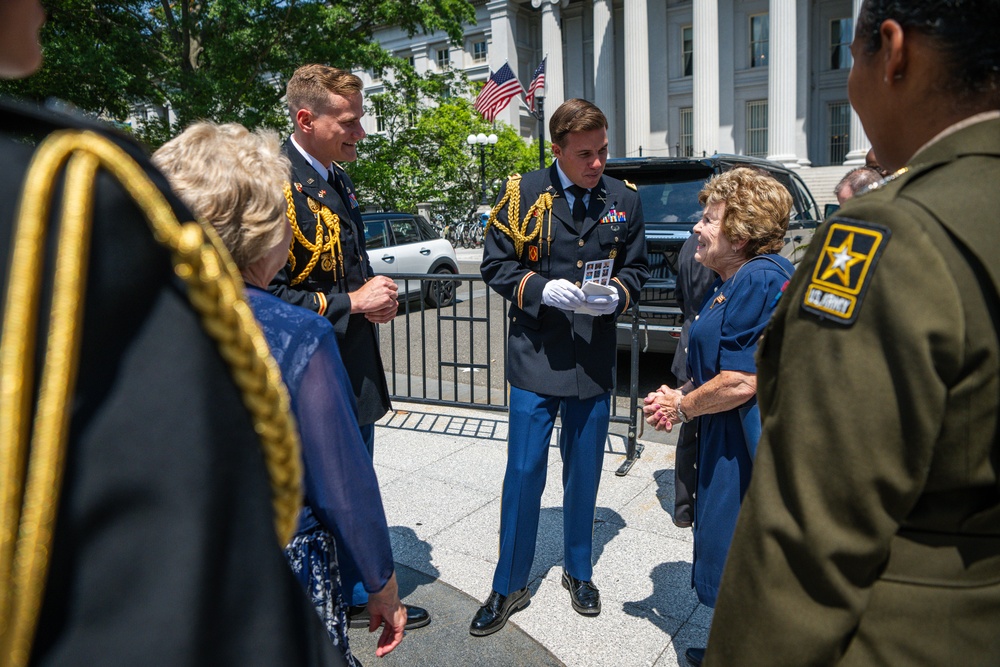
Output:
[624,179,637,191]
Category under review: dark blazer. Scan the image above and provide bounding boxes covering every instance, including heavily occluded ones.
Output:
[0,98,339,666]
[268,138,390,426]
[481,164,649,399]
[706,117,1000,665]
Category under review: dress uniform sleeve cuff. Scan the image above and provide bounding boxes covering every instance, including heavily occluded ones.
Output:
[518,271,545,317]
[611,277,630,312]
[315,291,327,317]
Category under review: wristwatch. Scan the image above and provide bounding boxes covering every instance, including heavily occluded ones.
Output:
[676,396,691,424]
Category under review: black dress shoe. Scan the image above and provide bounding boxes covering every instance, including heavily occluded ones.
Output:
[561,570,601,616]
[347,603,431,630]
[469,588,530,637]
[685,647,705,666]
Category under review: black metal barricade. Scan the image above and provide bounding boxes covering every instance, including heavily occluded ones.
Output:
[379,272,643,472]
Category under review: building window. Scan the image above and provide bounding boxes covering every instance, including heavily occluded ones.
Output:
[830,18,853,70]
[749,14,769,68]
[408,55,415,69]
[828,101,850,164]
[679,107,693,156]
[436,48,450,69]
[373,100,385,133]
[746,100,768,157]
[472,40,488,64]
[682,26,693,77]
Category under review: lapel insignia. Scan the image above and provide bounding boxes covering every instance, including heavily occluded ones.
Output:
[307,177,315,185]
[597,192,608,206]
[294,182,303,193]
[710,294,726,309]
[318,189,326,198]
[801,218,891,325]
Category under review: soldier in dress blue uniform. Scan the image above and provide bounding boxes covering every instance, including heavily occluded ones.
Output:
[0,4,341,665]
[470,99,649,636]
[267,64,430,633]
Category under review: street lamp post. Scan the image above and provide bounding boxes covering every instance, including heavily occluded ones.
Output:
[467,132,498,205]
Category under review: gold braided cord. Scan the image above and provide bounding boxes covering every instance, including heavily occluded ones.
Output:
[0,148,98,667]
[485,174,550,258]
[0,130,303,667]
[283,183,342,286]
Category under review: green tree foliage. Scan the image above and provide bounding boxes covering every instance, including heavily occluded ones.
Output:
[350,69,549,227]
[1,0,475,145]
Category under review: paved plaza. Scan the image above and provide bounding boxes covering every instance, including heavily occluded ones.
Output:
[347,401,710,667]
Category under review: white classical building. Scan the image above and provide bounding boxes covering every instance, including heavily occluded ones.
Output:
[362,0,870,201]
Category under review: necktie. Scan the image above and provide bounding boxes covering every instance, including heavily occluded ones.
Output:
[567,184,589,225]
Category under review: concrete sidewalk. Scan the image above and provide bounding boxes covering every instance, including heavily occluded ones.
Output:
[347,402,710,667]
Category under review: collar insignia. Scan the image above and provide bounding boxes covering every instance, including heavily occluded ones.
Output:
[294,182,303,193]
[801,218,891,325]
[307,177,315,185]
[318,189,326,198]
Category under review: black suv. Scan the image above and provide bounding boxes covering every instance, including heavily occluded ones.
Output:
[603,155,821,354]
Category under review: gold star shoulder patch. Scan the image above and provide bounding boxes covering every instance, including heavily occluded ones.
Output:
[801,218,891,325]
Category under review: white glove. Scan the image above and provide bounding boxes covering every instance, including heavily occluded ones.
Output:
[583,290,619,316]
[542,278,586,311]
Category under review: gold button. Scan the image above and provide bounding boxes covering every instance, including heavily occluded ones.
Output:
[615,237,620,242]
[575,281,582,288]
[577,260,583,268]
[512,316,517,322]
[578,239,585,247]
[694,315,699,321]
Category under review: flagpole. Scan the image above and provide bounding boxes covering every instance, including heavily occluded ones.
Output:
[537,96,545,170]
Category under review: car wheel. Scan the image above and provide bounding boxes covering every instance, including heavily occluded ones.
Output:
[424,266,456,308]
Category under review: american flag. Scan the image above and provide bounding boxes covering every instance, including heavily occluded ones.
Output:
[525,58,546,112]
[473,63,525,122]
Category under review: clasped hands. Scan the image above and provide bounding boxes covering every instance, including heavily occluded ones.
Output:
[643,384,683,432]
[541,278,618,315]
[352,275,399,324]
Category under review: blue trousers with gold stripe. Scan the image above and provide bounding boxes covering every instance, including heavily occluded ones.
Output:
[492,387,611,596]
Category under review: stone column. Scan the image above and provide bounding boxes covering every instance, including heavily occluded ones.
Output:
[624,0,650,158]
[692,0,719,157]
[532,0,565,129]
[593,0,616,154]
[766,0,798,167]
[844,0,870,164]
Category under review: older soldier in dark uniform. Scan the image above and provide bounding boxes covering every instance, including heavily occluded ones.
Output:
[706,2,1000,665]
[268,64,429,631]
[0,2,341,665]
[470,99,649,636]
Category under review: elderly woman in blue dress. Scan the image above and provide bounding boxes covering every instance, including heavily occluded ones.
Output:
[643,167,793,667]
[153,122,407,667]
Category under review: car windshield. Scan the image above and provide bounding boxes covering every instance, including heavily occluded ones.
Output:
[630,177,707,224]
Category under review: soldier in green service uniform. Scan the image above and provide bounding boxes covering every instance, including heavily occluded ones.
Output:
[705,2,1000,665]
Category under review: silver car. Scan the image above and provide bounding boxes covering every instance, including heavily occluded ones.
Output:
[362,212,460,308]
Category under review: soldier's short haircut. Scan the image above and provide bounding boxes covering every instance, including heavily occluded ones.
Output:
[857,0,1000,106]
[286,64,364,118]
[835,166,882,200]
[699,167,792,257]
[549,99,608,148]
[153,122,290,271]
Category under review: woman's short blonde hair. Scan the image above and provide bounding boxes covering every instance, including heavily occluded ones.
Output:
[152,122,290,270]
[698,167,791,257]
